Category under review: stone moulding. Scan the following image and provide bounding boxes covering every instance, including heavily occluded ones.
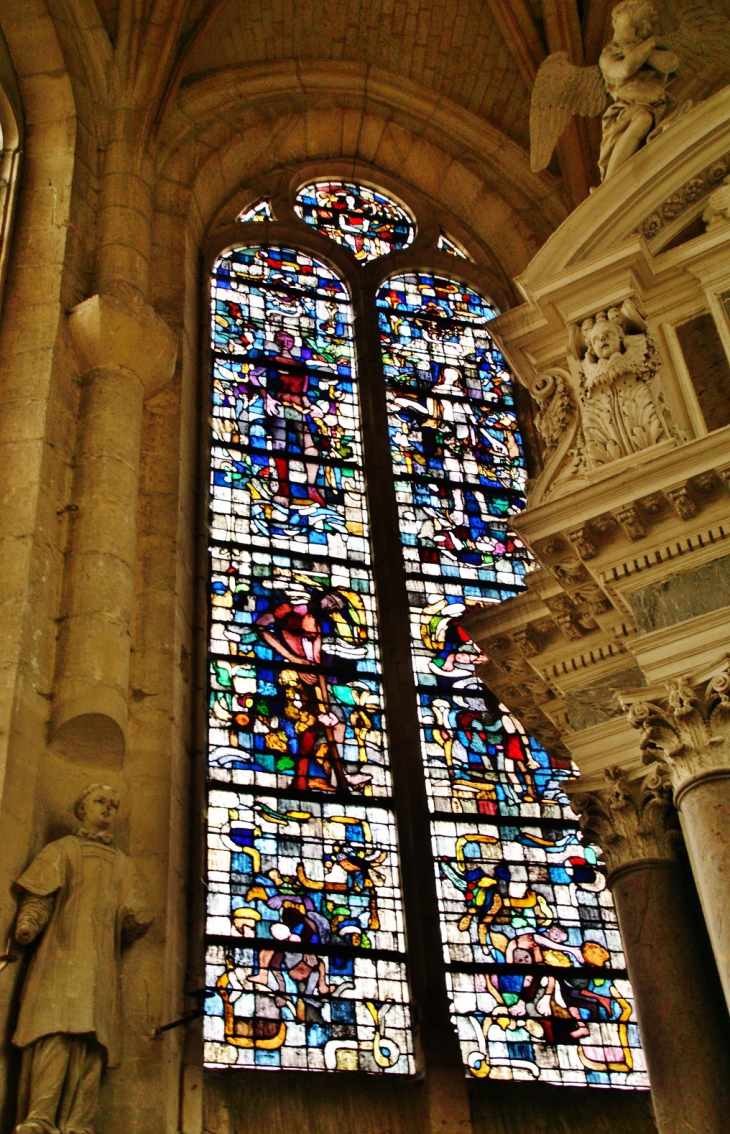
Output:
[640,151,730,242]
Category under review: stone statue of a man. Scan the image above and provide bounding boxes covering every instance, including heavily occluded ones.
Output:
[12,784,152,1134]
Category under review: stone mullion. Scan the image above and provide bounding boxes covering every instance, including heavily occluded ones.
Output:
[573,767,730,1134]
[351,275,470,1101]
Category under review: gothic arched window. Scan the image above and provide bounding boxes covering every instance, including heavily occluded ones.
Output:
[203,184,649,1090]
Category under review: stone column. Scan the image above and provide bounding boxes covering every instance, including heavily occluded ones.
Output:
[52,294,177,762]
[572,766,730,1134]
[625,661,730,1012]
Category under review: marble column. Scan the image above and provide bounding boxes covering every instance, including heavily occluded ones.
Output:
[52,294,177,762]
[624,661,730,1013]
[572,765,730,1134]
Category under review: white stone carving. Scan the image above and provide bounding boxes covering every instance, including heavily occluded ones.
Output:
[12,785,153,1134]
[623,659,730,786]
[572,765,679,875]
[530,369,575,452]
[530,1,730,180]
[575,305,669,469]
[703,174,730,230]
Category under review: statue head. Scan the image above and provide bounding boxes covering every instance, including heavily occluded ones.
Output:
[611,0,658,42]
[588,315,624,360]
[74,783,121,835]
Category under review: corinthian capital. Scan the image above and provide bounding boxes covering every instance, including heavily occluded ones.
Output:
[571,765,679,876]
[623,659,730,790]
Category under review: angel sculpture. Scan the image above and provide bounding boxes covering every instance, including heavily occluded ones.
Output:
[530,0,730,181]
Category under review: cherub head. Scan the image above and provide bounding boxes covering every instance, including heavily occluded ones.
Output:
[611,0,659,43]
[588,314,625,361]
[74,783,120,835]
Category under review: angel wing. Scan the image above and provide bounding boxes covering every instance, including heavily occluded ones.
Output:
[530,52,606,172]
[662,4,730,75]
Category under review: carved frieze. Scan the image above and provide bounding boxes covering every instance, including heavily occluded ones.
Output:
[641,153,730,240]
[566,525,598,560]
[702,173,730,230]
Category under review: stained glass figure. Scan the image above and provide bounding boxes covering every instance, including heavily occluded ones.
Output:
[378,271,648,1088]
[206,245,414,1073]
[437,232,470,260]
[294,182,415,263]
[238,199,273,223]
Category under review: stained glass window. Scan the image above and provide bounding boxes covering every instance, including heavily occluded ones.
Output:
[377,271,648,1088]
[205,245,414,1073]
[294,182,415,263]
[437,232,469,260]
[238,199,273,223]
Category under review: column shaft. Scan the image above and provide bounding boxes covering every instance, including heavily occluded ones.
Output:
[675,770,730,1010]
[52,366,145,761]
[611,858,730,1134]
[54,294,177,762]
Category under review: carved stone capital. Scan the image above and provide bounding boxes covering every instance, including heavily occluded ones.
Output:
[572,765,680,876]
[623,658,730,792]
[68,293,178,400]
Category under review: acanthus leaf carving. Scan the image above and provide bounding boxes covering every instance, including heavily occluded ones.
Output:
[530,369,576,452]
[575,305,670,471]
[526,300,676,504]
[623,659,730,787]
[571,764,680,875]
[524,369,588,506]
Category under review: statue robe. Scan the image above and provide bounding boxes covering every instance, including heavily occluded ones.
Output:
[13,835,145,1067]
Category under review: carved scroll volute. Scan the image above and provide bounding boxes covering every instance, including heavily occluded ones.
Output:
[526,368,583,506]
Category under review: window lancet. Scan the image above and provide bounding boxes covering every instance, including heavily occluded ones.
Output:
[294,182,415,263]
[204,245,413,1074]
[378,270,648,1088]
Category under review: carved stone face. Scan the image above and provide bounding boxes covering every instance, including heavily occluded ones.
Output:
[589,320,623,360]
[79,788,119,834]
[612,2,657,43]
